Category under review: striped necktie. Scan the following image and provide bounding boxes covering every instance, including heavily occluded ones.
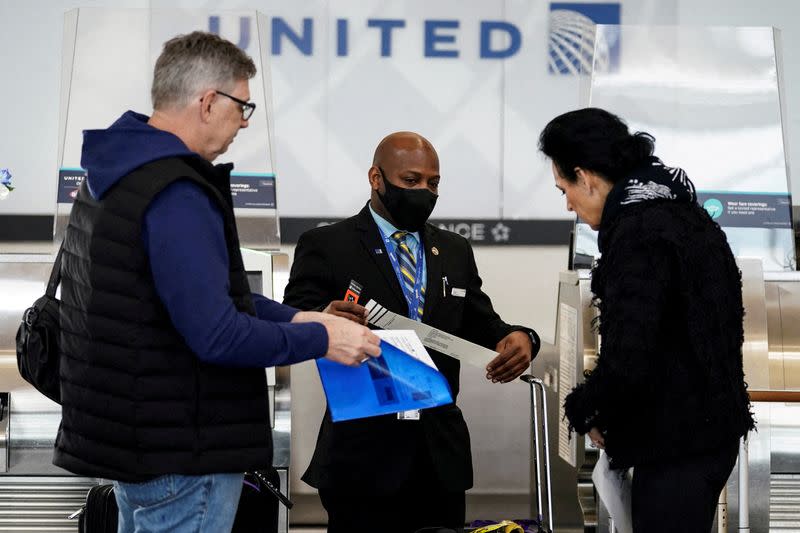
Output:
[391,231,425,318]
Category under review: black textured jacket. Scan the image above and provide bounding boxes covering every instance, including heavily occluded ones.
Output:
[565,162,755,469]
[54,157,273,482]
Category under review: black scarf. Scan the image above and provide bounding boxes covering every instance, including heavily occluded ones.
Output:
[598,157,696,252]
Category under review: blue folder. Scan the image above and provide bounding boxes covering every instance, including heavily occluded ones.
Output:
[316,340,453,422]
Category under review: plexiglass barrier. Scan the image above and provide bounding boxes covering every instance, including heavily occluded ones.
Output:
[56,8,280,249]
[573,25,793,271]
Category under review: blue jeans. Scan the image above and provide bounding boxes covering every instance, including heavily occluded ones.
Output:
[113,473,244,533]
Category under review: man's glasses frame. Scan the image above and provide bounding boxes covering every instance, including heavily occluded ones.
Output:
[215,90,256,120]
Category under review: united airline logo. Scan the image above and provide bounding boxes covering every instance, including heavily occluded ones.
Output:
[548,3,621,75]
[209,15,522,59]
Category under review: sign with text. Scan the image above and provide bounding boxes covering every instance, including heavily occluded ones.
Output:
[57,168,86,203]
[697,191,791,229]
[230,174,277,209]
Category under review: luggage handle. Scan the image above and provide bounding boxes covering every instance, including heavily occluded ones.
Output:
[250,469,294,509]
[67,506,84,520]
[520,375,553,533]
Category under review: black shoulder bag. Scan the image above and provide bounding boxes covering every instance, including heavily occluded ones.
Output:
[15,244,64,404]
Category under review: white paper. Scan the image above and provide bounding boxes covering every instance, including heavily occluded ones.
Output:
[375,329,437,369]
[558,303,578,466]
[365,300,498,369]
[592,452,633,533]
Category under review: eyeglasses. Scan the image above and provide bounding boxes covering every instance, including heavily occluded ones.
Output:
[215,90,256,120]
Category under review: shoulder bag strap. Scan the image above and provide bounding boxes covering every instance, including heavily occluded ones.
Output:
[45,242,65,298]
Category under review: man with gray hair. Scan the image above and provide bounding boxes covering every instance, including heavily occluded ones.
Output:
[54,31,379,532]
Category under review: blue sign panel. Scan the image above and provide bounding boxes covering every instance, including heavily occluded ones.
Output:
[696,191,792,229]
[230,174,277,209]
[58,168,277,209]
[58,168,86,203]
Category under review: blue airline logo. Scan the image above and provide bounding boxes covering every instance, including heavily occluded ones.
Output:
[209,16,522,59]
[548,3,621,74]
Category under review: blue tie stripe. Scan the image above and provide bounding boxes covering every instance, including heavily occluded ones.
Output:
[392,231,424,317]
[397,251,417,271]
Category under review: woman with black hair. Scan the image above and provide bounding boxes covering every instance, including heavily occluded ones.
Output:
[539,108,754,531]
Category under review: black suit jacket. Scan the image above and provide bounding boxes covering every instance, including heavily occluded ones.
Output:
[284,204,533,491]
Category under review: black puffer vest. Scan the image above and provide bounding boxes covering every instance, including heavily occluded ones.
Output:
[54,157,272,482]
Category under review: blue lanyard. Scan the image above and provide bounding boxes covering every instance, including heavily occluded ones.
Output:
[378,228,425,321]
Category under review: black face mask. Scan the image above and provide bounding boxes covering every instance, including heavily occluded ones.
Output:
[377,168,438,232]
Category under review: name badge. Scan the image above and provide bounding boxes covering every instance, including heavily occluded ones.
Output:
[397,409,420,421]
[451,288,466,298]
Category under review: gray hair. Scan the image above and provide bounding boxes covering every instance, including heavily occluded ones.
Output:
[151,31,256,110]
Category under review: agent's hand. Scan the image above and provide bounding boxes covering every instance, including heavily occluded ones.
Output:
[323,300,368,325]
[589,427,605,449]
[322,316,381,367]
[486,331,532,383]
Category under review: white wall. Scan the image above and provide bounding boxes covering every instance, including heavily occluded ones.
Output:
[1,0,799,216]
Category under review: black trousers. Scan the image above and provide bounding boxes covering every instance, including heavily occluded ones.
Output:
[319,445,465,533]
[632,440,739,533]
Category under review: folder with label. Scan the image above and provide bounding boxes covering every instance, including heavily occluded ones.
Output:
[316,330,453,422]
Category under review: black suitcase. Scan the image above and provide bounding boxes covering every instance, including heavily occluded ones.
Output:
[232,468,292,533]
[71,469,291,533]
[75,484,117,533]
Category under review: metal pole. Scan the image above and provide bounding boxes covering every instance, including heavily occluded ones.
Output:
[534,378,555,532]
[530,380,544,524]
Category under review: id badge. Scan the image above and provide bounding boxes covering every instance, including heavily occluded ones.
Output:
[397,409,420,421]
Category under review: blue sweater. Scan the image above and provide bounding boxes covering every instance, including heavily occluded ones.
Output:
[80,111,327,367]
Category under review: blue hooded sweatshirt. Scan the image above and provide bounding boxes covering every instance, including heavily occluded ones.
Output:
[80,111,327,367]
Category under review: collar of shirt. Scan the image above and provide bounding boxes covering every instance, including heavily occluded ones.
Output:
[368,202,421,255]
[368,202,427,314]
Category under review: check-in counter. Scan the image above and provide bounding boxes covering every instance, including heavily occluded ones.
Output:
[531,269,595,533]
[0,254,96,531]
[732,266,800,532]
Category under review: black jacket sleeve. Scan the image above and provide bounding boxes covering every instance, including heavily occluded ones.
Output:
[565,220,674,435]
[283,230,335,312]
